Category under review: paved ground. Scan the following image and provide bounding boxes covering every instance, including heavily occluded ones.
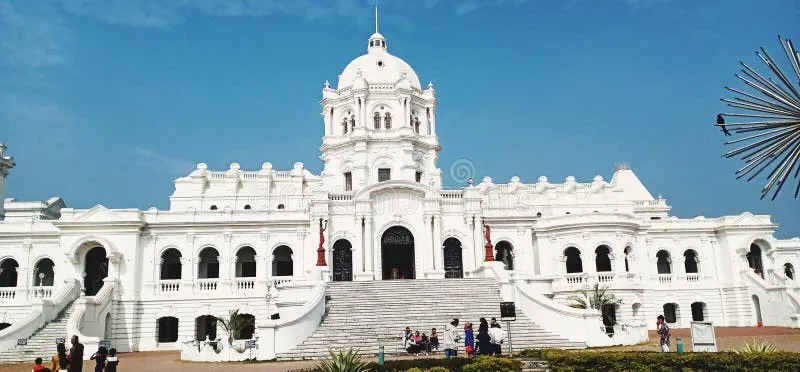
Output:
[2,327,798,371]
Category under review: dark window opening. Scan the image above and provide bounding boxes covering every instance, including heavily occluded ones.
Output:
[237,314,255,340]
[277,204,285,210]
[663,303,677,324]
[564,247,583,273]
[244,205,251,210]
[210,205,217,211]
[344,172,353,191]
[157,317,179,343]
[691,302,705,321]
[195,315,217,341]
[378,168,391,182]
[415,172,422,183]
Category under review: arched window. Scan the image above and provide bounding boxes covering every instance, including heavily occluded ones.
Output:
[34,258,55,287]
[210,205,218,211]
[595,245,612,272]
[785,263,795,280]
[157,316,179,343]
[374,112,381,130]
[342,117,349,134]
[683,250,699,274]
[384,112,392,129]
[624,246,632,272]
[277,204,285,210]
[656,250,671,274]
[195,315,217,341]
[198,248,220,279]
[0,259,19,287]
[272,246,293,277]
[160,249,182,280]
[235,246,256,278]
[244,205,251,210]
[663,303,678,324]
[237,313,255,340]
[564,247,583,274]
[747,243,764,278]
[495,241,514,271]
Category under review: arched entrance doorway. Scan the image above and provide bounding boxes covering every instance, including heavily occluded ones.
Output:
[332,239,353,281]
[443,238,463,279]
[381,226,415,280]
[495,241,514,270]
[84,247,109,296]
[752,294,763,326]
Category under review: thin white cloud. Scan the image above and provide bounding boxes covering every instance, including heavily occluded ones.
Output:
[134,148,196,176]
[454,1,480,15]
[0,0,71,68]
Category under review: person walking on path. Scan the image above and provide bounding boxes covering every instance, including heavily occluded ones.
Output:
[68,336,84,372]
[443,318,461,359]
[657,315,671,352]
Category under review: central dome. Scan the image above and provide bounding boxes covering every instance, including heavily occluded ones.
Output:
[337,33,422,90]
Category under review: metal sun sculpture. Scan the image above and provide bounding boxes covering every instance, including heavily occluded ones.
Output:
[717,35,800,200]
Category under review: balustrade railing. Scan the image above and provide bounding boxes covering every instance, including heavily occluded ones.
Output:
[234,278,255,291]
[159,280,181,293]
[685,273,700,283]
[0,288,16,301]
[196,279,218,292]
[273,276,294,287]
[597,273,615,283]
[657,274,673,284]
[32,286,53,299]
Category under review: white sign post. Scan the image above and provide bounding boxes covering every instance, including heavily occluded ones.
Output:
[690,321,717,352]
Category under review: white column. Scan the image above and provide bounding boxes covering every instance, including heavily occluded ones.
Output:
[472,215,481,268]
[422,215,431,277]
[323,106,331,135]
[433,216,443,272]
[353,216,364,274]
[364,216,374,276]
[430,107,436,135]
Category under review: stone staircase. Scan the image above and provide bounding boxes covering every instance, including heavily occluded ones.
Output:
[0,301,77,363]
[277,278,584,360]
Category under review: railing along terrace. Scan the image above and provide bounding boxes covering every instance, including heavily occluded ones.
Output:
[32,286,54,299]
[196,278,218,292]
[0,288,16,301]
[328,193,354,201]
[159,279,180,293]
[234,278,256,291]
[440,190,464,199]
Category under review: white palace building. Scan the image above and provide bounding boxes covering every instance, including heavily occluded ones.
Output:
[1,22,800,362]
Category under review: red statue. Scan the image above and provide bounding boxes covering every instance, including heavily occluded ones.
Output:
[483,222,495,262]
[316,218,328,266]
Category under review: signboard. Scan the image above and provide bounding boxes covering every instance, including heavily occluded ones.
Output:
[500,302,516,321]
[55,337,65,344]
[17,339,27,346]
[690,321,718,352]
[245,340,257,349]
[99,340,112,349]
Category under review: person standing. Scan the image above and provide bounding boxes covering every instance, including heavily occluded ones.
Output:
[52,343,69,372]
[90,346,107,372]
[464,322,475,356]
[656,315,671,352]
[443,318,461,359]
[476,319,492,355]
[68,335,84,372]
[105,348,119,372]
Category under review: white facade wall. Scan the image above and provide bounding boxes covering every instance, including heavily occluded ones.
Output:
[1,29,800,355]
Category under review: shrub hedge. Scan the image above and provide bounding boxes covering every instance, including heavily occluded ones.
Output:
[518,348,800,372]
[298,356,520,372]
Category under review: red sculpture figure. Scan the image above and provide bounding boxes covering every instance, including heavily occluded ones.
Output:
[483,222,494,262]
[316,218,328,266]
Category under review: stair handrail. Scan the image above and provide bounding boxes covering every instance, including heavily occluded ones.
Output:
[66,278,116,356]
[257,281,327,359]
[513,280,617,347]
[743,269,800,321]
[0,279,80,352]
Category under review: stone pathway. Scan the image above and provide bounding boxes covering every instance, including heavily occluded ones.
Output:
[1,327,798,371]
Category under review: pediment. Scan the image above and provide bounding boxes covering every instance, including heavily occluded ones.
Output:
[70,205,142,223]
[732,212,765,226]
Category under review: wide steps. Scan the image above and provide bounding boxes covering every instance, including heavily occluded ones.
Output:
[0,302,76,363]
[276,278,585,360]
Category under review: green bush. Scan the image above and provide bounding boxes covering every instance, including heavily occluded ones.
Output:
[427,367,451,372]
[366,358,470,372]
[518,349,800,372]
[462,356,522,372]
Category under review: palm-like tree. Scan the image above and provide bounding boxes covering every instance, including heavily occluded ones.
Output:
[567,283,623,327]
[216,309,255,345]
[717,35,800,200]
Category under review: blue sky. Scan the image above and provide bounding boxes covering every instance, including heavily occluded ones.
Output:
[1,0,798,237]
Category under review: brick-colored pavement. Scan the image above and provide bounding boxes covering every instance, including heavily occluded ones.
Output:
[2,327,798,371]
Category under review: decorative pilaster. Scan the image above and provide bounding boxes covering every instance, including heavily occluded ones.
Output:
[0,143,15,221]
